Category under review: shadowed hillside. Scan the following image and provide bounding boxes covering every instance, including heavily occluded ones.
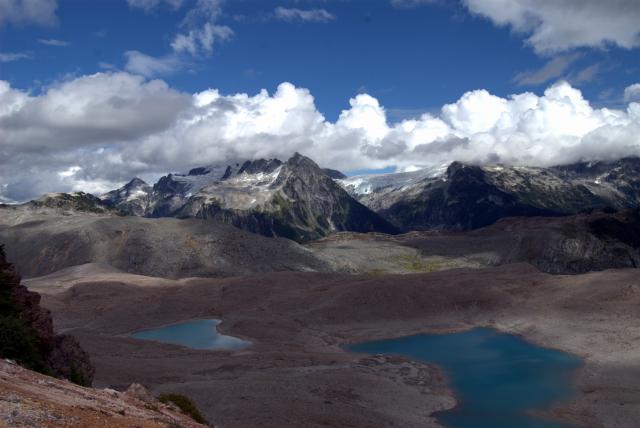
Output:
[0,245,94,386]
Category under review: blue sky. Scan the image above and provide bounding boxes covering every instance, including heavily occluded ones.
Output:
[0,0,639,201]
[1,0,638,121]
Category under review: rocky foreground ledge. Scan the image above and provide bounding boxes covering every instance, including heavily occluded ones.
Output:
[0,359,207,428]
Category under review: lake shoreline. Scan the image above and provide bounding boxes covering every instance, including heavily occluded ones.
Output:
[343,327,583,428]
[34,265,639,427]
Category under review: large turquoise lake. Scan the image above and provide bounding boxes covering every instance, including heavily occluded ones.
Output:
[130,319,251,350]
[348,328,581,428]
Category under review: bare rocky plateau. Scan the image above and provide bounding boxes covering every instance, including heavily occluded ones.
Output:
[20,263,640,428]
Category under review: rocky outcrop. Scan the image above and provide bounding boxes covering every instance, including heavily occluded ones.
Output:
[0,246,94,385]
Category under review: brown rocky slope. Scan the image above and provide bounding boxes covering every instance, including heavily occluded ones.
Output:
[0,359,207,427]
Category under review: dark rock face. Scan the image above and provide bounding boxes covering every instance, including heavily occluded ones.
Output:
[187,154,397,241]
[271,153,396,240]
[188,167,212,176]
[369,157,640,231]
[0,246,94,385]
[495,210,640,274]
[237,159,283,176]
[589,209,640,250]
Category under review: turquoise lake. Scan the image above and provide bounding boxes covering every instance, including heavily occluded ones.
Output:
[348,327,581,428]
[130,319,251,350]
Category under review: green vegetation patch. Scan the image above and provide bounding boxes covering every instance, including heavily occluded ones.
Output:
[158,393,208,425]
[393,254,447,272]
[0,316,51,374]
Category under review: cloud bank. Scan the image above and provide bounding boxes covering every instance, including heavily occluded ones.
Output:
[0,73,639,201]
[0,0,57,27]
[463,0,640,54]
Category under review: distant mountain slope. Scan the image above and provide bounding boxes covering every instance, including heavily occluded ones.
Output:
[28,192,117,215]
[309,209,640,275]
[338,157,640,231]
[0,205,331,278]
[102,153,396,242]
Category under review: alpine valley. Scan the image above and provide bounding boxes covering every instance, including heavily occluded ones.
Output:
[2,153,640,428]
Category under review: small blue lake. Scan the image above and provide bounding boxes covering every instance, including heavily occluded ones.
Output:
[130,319,251,350]
[348,327,581,428]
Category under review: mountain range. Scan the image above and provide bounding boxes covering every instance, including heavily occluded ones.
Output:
[101,153,395,241]
[339,157,640,231]
[5,153,639,243]
[98,153,640,240]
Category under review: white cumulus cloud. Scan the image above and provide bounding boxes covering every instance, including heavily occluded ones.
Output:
[0,73,639,201]
[463,0,640,54]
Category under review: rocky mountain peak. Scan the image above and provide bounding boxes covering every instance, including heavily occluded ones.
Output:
[101,178,153,216]
[103,178,151,199]
[340,156,640,232]
[126,177,149,187]
[286,152,318,169]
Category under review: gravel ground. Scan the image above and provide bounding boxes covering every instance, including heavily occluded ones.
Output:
[23,263,640,428]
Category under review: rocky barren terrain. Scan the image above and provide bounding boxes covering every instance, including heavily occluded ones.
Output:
[0,359,206,428]
[19,263,640,428]
[0,203,330,278]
